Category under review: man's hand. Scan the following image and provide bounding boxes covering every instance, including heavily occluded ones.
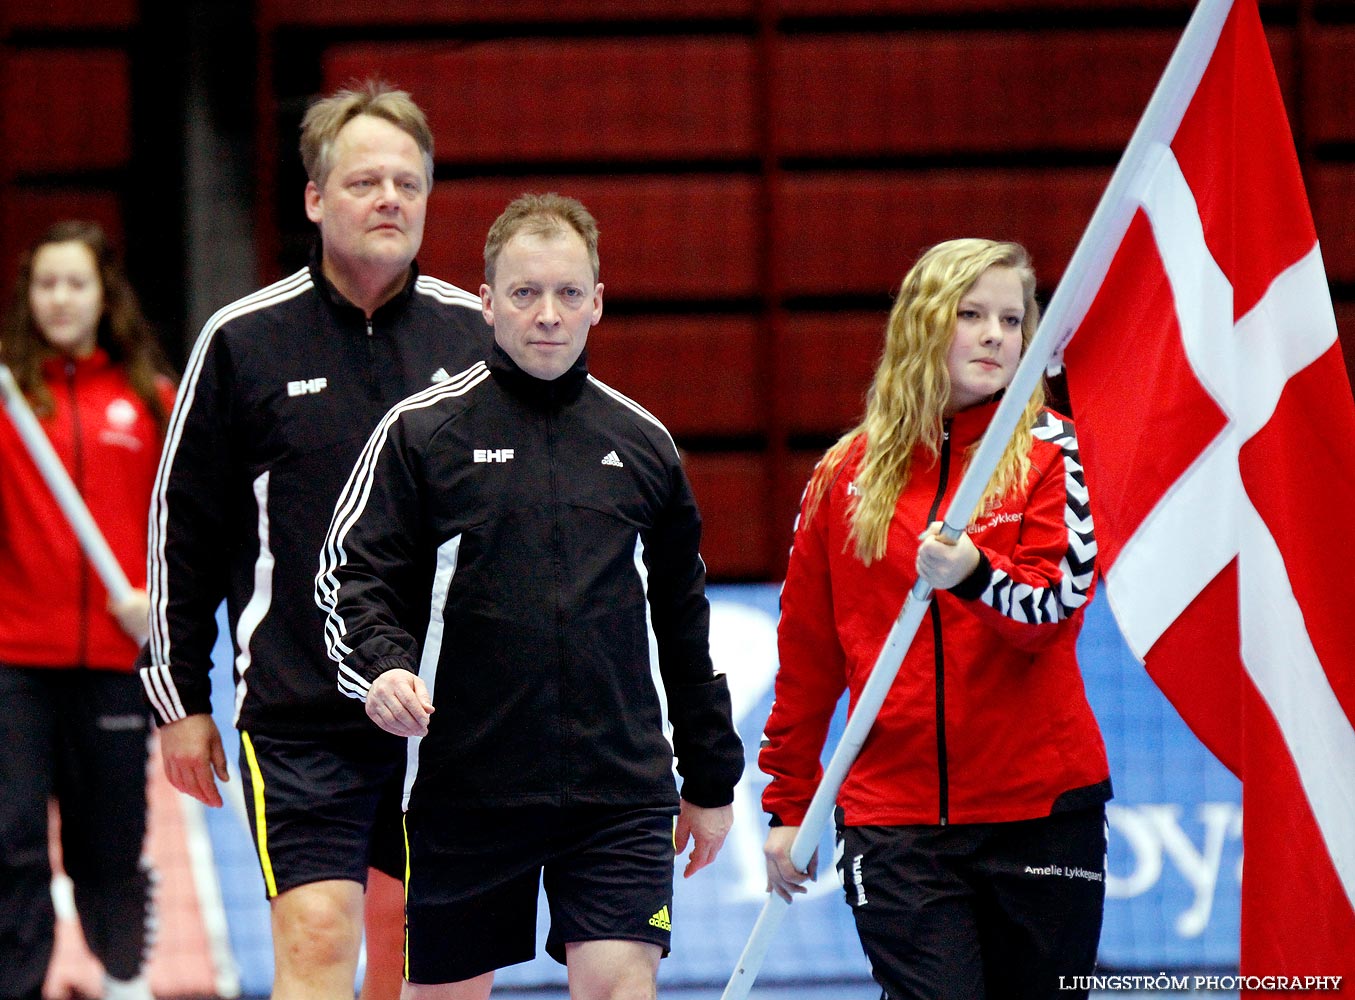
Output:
[763,824,817,903]
[159,713,229,807]
[365,668,434,736]
[108,588,150,646]
[916,521,980,591]
[674,799,733,878]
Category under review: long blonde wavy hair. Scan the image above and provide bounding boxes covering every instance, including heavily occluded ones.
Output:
[804,238,1045,564]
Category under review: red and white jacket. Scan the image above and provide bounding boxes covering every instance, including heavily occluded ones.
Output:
[761,402,1111,828]
[0,350,171,671]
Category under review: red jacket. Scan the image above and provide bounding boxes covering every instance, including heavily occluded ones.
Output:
[761,402,1110,827]
[0,349,171,671]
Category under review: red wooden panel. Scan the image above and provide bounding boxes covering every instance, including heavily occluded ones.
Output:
[1,50,130,175]
[0,188,123,300]
[769,450,825,580]
[323,37,756,164]
[779,311,880,435]
[1338,303,1355,348]
[1310,166,1355,287]
[779,0,1192,12]
[685,453,770,580]
[1308,29,1355,145]
[261,0,751,27]
[423,176,761,301]
[0,0,136,29]
[777,31,1171,157]
[778,169,1105,296]
[777,28,1297,158]
[588,316,762,437]
[1336,302,1355,403]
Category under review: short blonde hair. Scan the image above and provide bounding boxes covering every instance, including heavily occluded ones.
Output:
[300,80,434,189]
[484,192,600,286]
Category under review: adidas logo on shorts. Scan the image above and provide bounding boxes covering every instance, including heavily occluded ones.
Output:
[648,905,671,931]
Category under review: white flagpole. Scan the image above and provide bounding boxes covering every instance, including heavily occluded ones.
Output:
[0,363,135,604]
[721,1,1237,996]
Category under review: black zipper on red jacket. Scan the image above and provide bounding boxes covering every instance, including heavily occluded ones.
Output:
[928,422,953,825]
[66,361,90,666]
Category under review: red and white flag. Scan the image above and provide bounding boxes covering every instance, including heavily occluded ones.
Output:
[1061,0,1355,988]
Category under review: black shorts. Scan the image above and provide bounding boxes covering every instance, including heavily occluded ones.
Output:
[404,804,677,984]
[238,729,406,898]
[836,806,1107,1000]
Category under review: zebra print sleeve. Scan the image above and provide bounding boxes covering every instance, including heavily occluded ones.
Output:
[976,412,1096,625]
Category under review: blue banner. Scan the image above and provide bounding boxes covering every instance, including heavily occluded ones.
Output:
[203,585,1241,991]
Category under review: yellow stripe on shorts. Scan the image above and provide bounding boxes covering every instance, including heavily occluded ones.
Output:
[240,731,278,898]
[402,813,412,981]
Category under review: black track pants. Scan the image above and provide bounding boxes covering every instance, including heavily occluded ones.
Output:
[837,807,1107,1000]
[0,667,152,997]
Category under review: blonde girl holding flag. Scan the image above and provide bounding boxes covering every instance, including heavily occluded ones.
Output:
[760,238,1110,1000]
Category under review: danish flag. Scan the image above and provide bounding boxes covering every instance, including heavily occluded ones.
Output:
[1059,0,1354,988]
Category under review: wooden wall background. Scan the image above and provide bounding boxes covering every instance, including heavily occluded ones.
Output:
[3,0,1352,579]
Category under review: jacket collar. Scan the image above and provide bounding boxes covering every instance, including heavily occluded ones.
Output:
[40,346,113,380]
[947,397,1003,447]
[488,342,588,409]
[308,243,420,327]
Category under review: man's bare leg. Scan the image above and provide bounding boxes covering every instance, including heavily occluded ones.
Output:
[565,940,661,1000]
[270,879,364,1000]
[360,868,405,1000]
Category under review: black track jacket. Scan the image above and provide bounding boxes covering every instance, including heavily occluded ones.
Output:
[315,345,744,816]
[140,254,494,737]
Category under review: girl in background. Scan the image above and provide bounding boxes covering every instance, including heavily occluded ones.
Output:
[761,239,1110,1000]
[0,221,175,1000]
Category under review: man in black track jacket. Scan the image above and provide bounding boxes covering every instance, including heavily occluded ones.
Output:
[315,193,743,997]
[139,82,492,1000]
